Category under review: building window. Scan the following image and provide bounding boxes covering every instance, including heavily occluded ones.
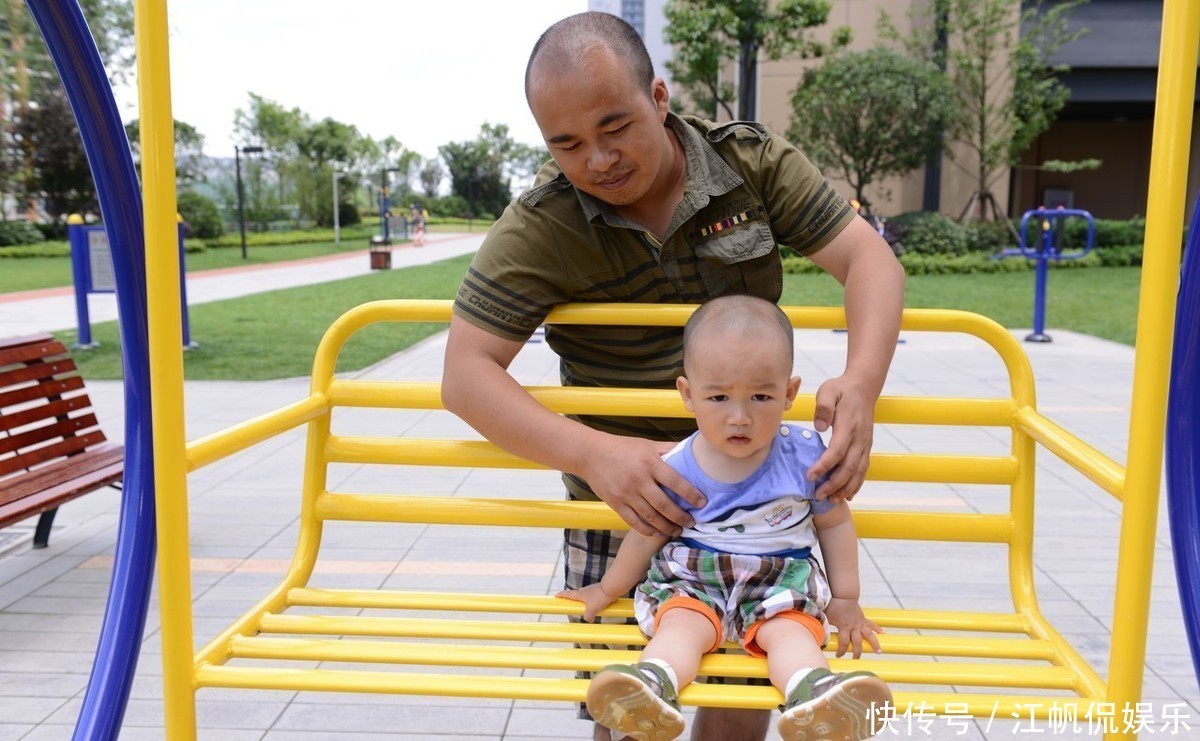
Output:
[622,0,644,36]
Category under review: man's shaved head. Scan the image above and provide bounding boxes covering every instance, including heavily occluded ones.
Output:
[525,12,655,101]
[682,295,795,375]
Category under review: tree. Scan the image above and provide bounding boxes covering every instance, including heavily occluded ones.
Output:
[419,158,444,198]
[125,119,207,185]
[880,0,1087,221]
[233,93,307,223]
[789,48,956,212]
[11,86,95,223]
[2,0,133,218]
[439,123,526,218]
[295,117,362,226]
[664,0,850,120]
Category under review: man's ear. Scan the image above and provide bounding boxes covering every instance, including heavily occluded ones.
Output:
[783,375,802,410]
[676,374,694,411]
[652,77,670,122]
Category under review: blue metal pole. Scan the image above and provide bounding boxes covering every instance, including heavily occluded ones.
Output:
[1167,195,1200,683]
[24,2,156,740]
[68,219,94,347]
[1026,221,1053,343]
[178,221,194,348]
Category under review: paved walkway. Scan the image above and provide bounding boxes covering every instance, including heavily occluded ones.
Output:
[0,232,486,338]
[0,249,1195,739]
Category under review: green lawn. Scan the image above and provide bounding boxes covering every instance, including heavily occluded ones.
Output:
[0,223,488,294]
[1,240,386,293]
[57,261,1142,382]
[781,266,1142,345]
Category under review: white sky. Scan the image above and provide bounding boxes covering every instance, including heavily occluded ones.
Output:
[113,0,589,160]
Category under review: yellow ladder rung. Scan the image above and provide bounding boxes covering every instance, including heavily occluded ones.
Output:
[227,636,1078,690]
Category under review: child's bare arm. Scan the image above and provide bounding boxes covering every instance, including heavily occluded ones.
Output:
[557,531,670,621]
[813,502,884,658]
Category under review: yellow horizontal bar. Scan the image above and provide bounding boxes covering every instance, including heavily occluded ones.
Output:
[1014,407,1126,500]
[314,494,626,529]
[868,608,1030,633]
[313,494,1013,542]
[186,395,328,471]
[324,437,1016,484]
[194,665,1097,715]
[853,511,1014,543]
[227,636,1076,689]
[327,381,1015,428]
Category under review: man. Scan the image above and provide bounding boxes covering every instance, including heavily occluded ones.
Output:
[442,12,904,741]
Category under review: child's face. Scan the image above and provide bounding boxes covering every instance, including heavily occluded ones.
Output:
[677,327,800,464]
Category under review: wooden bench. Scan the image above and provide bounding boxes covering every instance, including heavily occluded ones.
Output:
[0,333,124,548]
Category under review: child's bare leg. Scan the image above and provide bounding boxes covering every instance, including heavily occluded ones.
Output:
[587,607,718,741]
[640,607,718,687]
[756,614,891,741]
[751,614,828,691]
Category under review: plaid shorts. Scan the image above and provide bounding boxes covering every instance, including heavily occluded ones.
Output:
[633,541,831,651]
[563,528,794,720]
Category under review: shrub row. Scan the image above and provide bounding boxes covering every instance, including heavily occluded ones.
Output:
[888,211,1148,256]
[0,220,45,247]
[783,243,1143,276]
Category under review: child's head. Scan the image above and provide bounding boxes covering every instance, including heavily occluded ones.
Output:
[677,295,800,463]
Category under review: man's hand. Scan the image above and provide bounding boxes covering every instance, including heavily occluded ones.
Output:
[580,435,706,538]
[824,597,883,659]
[808,374,876,502]
[557,583,619,622]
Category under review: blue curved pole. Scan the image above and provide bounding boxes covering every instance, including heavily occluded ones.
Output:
[24,2,156,739]
[1167,196,1200,682]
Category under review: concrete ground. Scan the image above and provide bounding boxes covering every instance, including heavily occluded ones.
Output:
[0,245,1195,739]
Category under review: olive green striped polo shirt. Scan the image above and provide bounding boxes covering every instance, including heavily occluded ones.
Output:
[453,113,853,500]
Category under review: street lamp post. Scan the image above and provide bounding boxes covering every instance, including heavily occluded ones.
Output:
[235,144,264,259]
[332,170,344,246]
[379,167,401,244]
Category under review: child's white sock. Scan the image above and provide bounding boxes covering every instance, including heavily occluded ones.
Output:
[640,657,679,691]
[784,667,823,699]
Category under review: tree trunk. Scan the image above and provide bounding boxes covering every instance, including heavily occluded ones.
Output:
[738,39,758,121]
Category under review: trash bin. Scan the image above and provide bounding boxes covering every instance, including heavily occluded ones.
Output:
[369,237,392,270]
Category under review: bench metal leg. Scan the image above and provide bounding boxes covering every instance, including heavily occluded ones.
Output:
[33,508,58,549]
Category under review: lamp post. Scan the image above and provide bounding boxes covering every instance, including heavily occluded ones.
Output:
[235,144,264,259]
[332,170,344,246]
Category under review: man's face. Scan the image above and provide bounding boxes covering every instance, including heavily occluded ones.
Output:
[527,46,671,209]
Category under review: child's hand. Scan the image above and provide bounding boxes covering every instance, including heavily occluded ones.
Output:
[824,597,884,659]
[556,583,619,622]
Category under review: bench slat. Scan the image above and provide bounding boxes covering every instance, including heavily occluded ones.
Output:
[0,433,112,479]
[0,376,86,411]
[0,453,122,526]
[0,338,68,366]
[192,665,1099,716]
[0,413,101,457]
[0,397,95,434]
[0,357,79,390]
[0,444,124,505]
[227,635,1078,689]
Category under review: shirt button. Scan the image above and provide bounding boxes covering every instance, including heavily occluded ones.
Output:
[801,429,813,439]
[780,426,790,437]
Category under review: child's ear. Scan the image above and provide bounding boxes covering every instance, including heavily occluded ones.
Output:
[676,375,694,411]
[783,375,801,410]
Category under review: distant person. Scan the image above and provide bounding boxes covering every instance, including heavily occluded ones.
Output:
[559,295,892,741]
[410,204,426,247]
